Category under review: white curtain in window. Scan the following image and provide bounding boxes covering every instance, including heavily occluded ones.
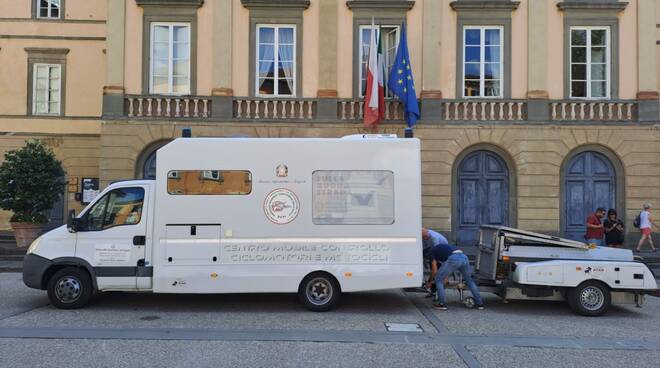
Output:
[278,27,294,94]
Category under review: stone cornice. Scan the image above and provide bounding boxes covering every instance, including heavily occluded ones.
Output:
[346,1,414,11]
[450,1,520,11]
[24,47,70,55]
[556,1,628,12]
[241,0,310,10]
[135,0,204,7]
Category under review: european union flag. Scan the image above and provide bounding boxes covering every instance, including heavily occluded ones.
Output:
[387,22,419,128]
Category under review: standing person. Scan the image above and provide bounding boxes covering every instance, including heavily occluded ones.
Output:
[636,203,659,252]
[426,242,484,311]
[603,209,624,248]
[585,207,606,246]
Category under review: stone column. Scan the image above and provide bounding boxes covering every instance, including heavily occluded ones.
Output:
[637,0,659,121]
[316,0,338,120]
[211,0,234,119]
[420,0,443,119]
[526,0,549,121]
[102,0,126,117]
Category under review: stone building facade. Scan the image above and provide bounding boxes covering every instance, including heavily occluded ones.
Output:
[0,0,659,246]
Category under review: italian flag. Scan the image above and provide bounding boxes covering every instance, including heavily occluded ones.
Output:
[364,19,385,127]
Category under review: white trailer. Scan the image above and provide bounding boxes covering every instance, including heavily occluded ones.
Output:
[449,226,659,316]
[23,136,423,311]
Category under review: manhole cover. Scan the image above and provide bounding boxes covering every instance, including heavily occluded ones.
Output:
[384,322,423,333]
[140,315,161,321]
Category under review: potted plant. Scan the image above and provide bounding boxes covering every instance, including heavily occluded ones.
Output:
[0,140,65,247]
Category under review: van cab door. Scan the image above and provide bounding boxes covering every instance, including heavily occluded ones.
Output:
[75,185,149,290]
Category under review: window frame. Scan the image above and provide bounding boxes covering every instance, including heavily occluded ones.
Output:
[461,26,504,99]
[80,187,145,232]
[25,47,68,117]
[255,24,297,97]
[167,170,253,195]
[35,0,63,20]
[149,22,192,95]
[357,24,400,98]
[312,170,395,226]
[569,26,611,100]
[32,63,62,116]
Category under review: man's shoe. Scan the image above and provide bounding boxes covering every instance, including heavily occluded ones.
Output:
[433,302,448,310]
[475,304,485,310]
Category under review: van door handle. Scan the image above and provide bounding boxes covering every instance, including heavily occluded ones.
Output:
[133,236,146,246]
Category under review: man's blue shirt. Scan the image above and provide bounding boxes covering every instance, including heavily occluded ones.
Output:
[430,243,459,263]
[423,229,448,251]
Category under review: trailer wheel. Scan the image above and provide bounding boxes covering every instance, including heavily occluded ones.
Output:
[463,296,475,309]
[298,272,341,312]
[46,267,93,309]
[567,281,611,316]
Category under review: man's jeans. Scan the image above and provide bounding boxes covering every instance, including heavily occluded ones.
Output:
[435,253,483,306]
[586,238,603,247]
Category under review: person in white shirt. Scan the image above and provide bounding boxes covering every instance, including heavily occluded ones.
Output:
[636,203,659,252]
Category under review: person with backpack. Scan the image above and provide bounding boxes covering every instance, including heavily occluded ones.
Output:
[635,203,659,252]
[603,209,624,248]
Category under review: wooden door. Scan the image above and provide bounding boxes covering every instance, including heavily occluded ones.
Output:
[456,151,509,246]
[564,151,615,241]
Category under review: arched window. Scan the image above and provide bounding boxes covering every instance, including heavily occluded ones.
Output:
[135,140,171,180]
[142,150,157,179]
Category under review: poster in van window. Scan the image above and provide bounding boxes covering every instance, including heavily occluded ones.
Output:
[313,170,394,225]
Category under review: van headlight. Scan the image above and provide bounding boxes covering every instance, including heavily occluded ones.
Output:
[27,236,42,255]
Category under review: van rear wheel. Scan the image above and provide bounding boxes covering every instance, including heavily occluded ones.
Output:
[298,272,341,312]
[47,267,93,309]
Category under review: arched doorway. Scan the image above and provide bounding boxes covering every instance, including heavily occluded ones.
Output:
[562,150,617,241]
[455,150,510,246]
[135,140,171,180]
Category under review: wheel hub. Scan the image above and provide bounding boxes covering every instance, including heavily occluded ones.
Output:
[55,276,82,304]
[580,286,604,311]
[307,278,332,306]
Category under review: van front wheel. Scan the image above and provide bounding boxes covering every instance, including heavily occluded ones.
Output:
[47,267,93,309]
[298,273,341,312]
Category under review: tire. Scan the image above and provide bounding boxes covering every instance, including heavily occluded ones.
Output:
[567,280,611,316]
[298,272,341,312]
[46,267,93,309]
[463,296,475,309]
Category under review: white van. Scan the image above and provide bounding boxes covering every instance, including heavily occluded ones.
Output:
[23,136,423,311]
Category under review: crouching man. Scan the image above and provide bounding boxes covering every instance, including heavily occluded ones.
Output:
[427,242,484,310]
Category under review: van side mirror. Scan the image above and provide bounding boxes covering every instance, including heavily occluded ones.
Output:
[67,209,79,232]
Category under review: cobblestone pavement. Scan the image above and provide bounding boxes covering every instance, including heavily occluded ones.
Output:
[1,272,659,368]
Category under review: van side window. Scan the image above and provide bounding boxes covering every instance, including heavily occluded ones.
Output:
[84,187,145,231]
[312,170,394,225]
[167,170,252,195]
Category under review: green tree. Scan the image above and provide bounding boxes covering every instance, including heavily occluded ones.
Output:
[0,140,65,223]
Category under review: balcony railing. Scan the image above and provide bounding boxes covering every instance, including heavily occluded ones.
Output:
[550,101,637,121]
[233,98,315,120]
[441,100,526,121]
[116,95,646,123]
[126,95,211,118]
[338,99,404,121]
